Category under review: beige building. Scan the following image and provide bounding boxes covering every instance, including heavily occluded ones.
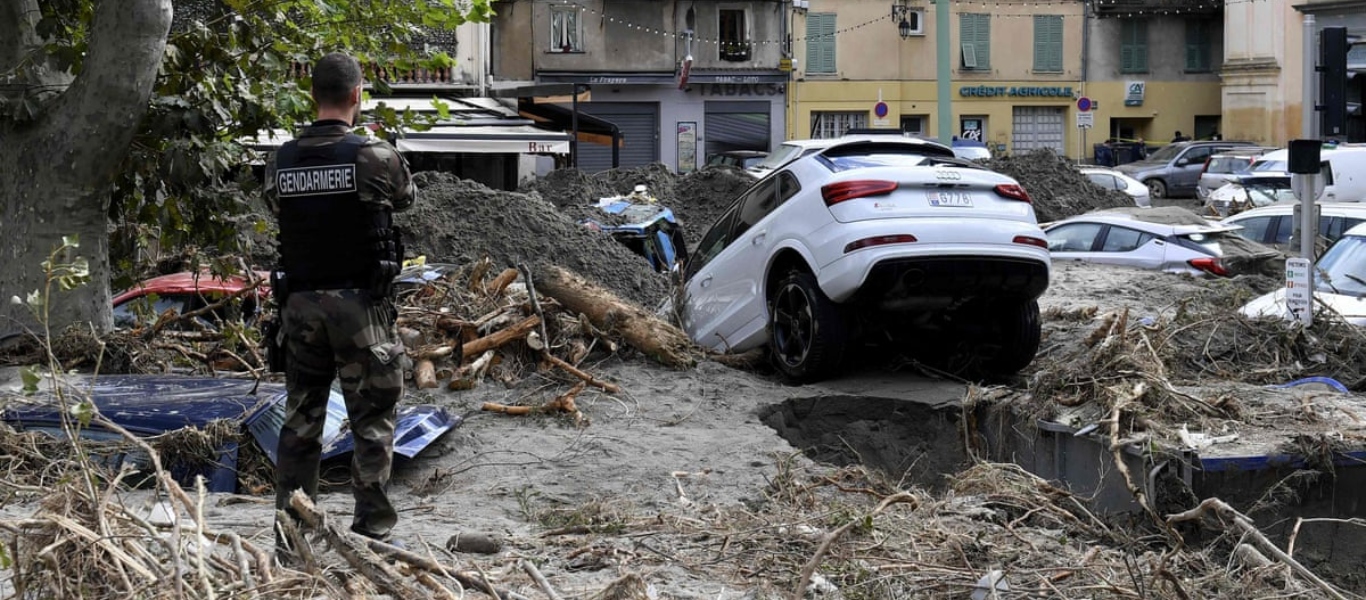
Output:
[792,0,1086,156]
[791,1,1230,159]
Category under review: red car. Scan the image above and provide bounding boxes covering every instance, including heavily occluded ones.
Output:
[112,271,271,329]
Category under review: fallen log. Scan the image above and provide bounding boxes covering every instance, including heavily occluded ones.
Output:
[534,266,697,369]
[461,315,540,358]
[486,267,520,296]
[543,353,620,393]
[414,360,439,389]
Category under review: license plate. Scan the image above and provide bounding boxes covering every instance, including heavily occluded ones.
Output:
[927,191,974,207]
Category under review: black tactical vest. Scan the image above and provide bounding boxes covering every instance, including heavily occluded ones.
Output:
[274,133,394,290]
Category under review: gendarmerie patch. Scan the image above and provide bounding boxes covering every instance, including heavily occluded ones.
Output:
[276,164,358,197]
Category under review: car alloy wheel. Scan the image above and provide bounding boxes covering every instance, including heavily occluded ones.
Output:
[1147,179,1167,199]
[769,270,846,382]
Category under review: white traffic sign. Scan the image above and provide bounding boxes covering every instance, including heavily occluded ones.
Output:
[1285,257,1313,325]
[1076,112,1094,129]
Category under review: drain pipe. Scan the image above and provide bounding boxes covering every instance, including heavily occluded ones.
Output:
[612,123,621,168]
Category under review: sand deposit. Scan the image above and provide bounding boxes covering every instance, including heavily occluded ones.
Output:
[986,149,1137,222]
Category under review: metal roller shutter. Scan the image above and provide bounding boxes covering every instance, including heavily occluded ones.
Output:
[704,101,771,157]
[576,102,659,173]
[1011,106,1065,154]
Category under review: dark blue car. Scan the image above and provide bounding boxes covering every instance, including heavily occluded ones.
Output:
[2,374,459,493]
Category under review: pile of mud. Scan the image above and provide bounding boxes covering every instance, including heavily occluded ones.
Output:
[396,172,670,307]
[985,149,1136,222]
[521,164,755,247]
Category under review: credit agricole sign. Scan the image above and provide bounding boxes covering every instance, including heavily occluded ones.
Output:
[958,86,1076,98]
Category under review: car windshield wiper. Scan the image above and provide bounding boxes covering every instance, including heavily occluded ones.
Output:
[1344,273,1366,288]
[1317,267,1344,295]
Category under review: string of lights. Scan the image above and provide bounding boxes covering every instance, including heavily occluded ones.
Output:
[550,0,1253,46]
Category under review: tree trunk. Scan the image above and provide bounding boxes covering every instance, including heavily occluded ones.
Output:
[0,0,172,339]
[534,266,698,369]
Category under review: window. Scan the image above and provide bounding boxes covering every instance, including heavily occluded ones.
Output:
[1120,19,1148,73]
[1100,227,1155,252]
[719,9,750,61]
[1180,146,1215,165]
[735,177,780,238]
[960,13,991,70]
[1046,222,1103,252]
[1033,15,1063,73]
[810,111,867,139]
[806,13,837,74]
[902,10,925,35]
[550,7,581,52]
[687,205,740,279]
[1273,216,1293,245]
[1231,216,1275,244]
[900,115,925,135]
[1185,19,1213,72]
[1086,173,1119,191]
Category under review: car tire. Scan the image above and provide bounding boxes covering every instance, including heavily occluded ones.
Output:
[983,298,1042,376]
[1146,179,1167,200]
[769,269,847,383]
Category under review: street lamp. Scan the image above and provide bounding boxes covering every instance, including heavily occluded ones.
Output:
[891,2,916,40]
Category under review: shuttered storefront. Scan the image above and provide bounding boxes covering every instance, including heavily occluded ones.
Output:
[576,102,659,173]
[704,101,772,157]
[1011,106,1065,154]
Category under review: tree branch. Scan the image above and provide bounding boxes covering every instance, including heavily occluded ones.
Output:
[39,0,172,183]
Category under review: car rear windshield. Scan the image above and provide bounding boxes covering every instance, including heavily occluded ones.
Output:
[752,144,805,170]
[1207,157,1252,174]
[819,144,964,171]
[1172,230,1242,257]
[1251,159,1287,172]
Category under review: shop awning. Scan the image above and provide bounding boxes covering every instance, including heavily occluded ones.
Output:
[241,124,572,155]
[517,99,623,148]
[536,71,677,85]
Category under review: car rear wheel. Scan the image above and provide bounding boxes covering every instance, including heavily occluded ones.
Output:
[981,298,1042,375]
[769,270,847,382]
[1146,179,1167,200]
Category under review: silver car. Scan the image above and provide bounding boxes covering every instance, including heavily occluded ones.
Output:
[1044,208,1254,276]
[1114,141,1258,199]
[1196,147,1276,201]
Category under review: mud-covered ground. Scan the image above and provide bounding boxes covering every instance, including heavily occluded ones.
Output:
[5,158,1363,598]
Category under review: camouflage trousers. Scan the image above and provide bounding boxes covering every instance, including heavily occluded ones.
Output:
[275,289,405,542]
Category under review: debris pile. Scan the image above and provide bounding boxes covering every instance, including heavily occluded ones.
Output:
[984,149,1136,222]
[397,172,670,308]
[521,164,755,246]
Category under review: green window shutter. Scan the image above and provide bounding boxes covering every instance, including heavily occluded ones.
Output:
[1185,20,1211,71]
[961,13,990,70]
[806,13,836,74]
[1034,15,1062,72]
[1121,19,1148,73]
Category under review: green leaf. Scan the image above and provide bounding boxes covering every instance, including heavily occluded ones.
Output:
[20,366,41,395]
[70,400,95,428]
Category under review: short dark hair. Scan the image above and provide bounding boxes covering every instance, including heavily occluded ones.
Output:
[312,52,363,107]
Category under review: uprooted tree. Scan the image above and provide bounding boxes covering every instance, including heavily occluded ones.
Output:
[0,0,492,338]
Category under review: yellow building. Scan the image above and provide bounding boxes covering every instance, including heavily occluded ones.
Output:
[790,1,1226,160]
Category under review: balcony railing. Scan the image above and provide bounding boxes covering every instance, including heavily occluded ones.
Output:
[720,41,753,62]
[287,62,461,85]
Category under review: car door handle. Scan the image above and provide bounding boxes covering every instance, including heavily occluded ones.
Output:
[752,230,767,246]
[700,275,713,288]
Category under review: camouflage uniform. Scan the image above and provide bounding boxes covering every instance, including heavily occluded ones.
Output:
[265,120,415,541]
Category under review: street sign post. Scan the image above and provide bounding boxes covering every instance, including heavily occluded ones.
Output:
[1285,257,1313,325]
[1076,112,1094,128]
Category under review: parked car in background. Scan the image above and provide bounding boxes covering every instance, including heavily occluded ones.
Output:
[682,137,1050,382]
[1043,207,1275,277]
[1221,202,1366,252]
[1079,166,1151,207]
[1241,222,1366,325]
[951,138,993,161]
[1203,172,1295,217]
[745,134,954,178]
[1197,147,1277,200]
[1248,144,1366,202]
[1114,140,1259,199]
[706,150,768,170]
[112,271,271,330]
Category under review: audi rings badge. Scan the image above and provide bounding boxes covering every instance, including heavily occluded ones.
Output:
[934,170,962,181]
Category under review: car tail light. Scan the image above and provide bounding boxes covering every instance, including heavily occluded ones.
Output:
[993,184,1031,203]
[844,234,917,253]
[1012,235,1048,249]
[1188,257,1229,277]
[822,180,898,206]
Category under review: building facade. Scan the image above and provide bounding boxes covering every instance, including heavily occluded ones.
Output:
[491,0,790,173]
[792,0,1087,156]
